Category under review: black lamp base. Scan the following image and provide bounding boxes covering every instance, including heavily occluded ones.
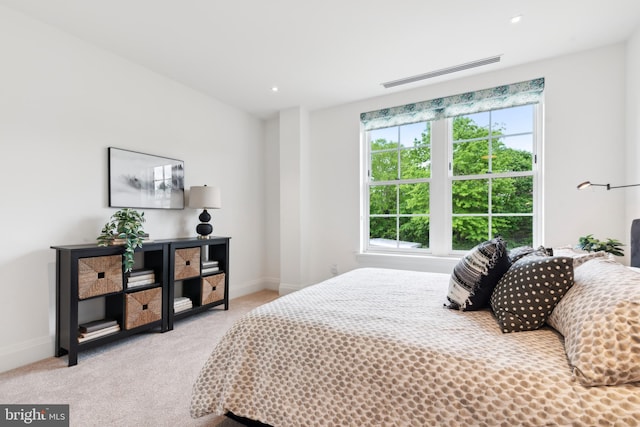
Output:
[196,209,213,239]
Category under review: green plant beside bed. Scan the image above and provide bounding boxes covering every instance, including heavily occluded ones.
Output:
[577,234,624,256]
[97,208,146,272]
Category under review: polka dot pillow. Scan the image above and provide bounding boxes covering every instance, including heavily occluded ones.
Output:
[490,255,574,333]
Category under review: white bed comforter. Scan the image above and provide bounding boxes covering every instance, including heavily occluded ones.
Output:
[190,268,640,426]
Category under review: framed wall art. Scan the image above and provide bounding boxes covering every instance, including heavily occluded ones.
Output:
[108,147,185,209]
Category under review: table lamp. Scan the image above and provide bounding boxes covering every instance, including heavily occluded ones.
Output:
[188,185,221,239]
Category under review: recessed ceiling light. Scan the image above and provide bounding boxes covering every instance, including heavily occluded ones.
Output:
[510,15,522,24]
[271,86,279,92]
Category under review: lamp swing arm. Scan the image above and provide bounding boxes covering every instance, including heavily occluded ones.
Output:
[608,183,640,190]
[577,180,640,190]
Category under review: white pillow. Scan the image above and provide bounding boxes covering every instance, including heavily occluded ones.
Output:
[551,247,611,267]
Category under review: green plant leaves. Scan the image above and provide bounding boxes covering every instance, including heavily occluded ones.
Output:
[96,208,146,272]
[577,234,624,256]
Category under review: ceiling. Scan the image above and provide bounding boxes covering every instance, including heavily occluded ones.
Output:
[2,0,640,119]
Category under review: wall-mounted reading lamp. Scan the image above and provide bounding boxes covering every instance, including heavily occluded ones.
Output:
[577,181,640,190]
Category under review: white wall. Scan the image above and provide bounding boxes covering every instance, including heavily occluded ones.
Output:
[0,6,267,372]
[305,44,629,284]
[264,119,281,289]
[278,108,312,292]
[626,27,640,237]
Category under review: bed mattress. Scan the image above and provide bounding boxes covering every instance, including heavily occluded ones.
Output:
[191,268,640,426]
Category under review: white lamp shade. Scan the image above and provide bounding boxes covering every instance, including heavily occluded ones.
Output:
[188,186,222,209]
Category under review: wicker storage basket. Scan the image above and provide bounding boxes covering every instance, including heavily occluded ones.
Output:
[125,287,162,330]
[201,273,225,305]
[174,247,201,280]
[78,255,123,299]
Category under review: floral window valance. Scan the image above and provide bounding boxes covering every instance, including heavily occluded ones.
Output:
[360,78,545,131]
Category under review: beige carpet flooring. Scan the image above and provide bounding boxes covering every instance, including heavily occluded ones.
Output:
[0,290,279,427]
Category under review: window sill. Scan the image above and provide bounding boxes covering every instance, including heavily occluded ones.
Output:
[356,252,460,275]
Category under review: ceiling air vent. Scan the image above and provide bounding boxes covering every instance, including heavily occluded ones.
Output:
[381,55,502,89]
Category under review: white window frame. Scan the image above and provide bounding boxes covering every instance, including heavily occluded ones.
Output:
[361,102,543,256]
[363,125,432,255]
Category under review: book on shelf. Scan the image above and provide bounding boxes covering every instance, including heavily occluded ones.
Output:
[201,260,219,268]
[78,324,121,342]
[128,269,154,277]
[128,272,154,280]
[110,235,153,245]
[128,272,155,281]
[174,305,192,313]
[174,305,192,314]
[201,267,220,275]
[127,278,156,289]
[79,324,120,338]
[174,297,193,313]
[128,274,155,282]
[111,239,151,245]
[127,270,155,288]
[79,319,118,333]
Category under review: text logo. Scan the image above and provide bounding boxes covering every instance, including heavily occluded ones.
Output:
[1,405,69,426]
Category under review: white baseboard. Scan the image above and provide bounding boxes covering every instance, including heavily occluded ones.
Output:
[262,277,280,292]
[228,276,280,299]
[278,282,306,295]
[0,335,53,374]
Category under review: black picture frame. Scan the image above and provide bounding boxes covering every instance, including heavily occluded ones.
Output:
[108,147,185,209]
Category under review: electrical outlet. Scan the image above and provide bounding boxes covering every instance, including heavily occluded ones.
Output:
[330,263,338,276]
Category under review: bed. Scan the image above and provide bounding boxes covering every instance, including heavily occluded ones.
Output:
[190,244,640,426]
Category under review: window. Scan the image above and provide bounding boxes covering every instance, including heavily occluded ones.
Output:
[450,105,536,250]
[361,79,543,255]
[368,122,431,250]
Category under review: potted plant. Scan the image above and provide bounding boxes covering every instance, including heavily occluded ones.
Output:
[577,234,624,257]
[97,208,146,272]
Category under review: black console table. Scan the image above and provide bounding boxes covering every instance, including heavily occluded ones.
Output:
[52,237,230,366]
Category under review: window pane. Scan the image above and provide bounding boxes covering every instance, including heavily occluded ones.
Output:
[370,151,397,181]
[492,135,533,173]
[369,127,398,147]
[461,111,490,129]
[452,140,490,176]
[493,216,533,248]
[492,177,533,214]
[370,185,396,215]
[399,122,429,148]
[399,216,429,248]
[400,146,431,179]
[399,183,429,214]
[492,105,533,135]
[369,217,397,246]
[452,179,488,214]
[452,216,489,250]
[452,114,490,143]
